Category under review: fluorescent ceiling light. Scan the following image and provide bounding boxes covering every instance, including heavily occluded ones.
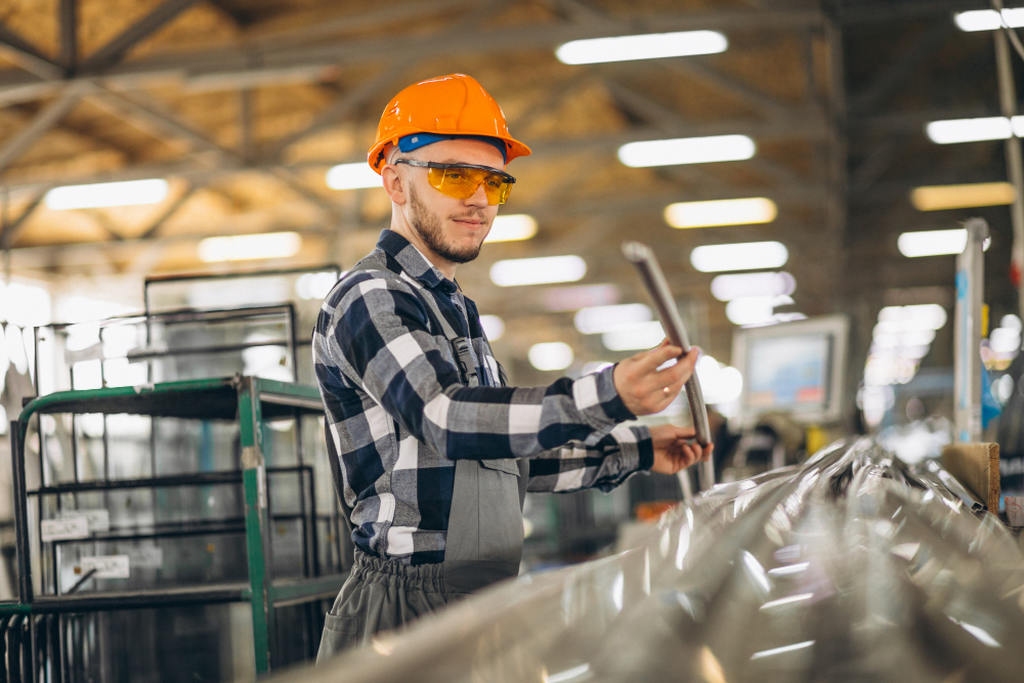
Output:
[573,303,652,334]
[485,214,537,243]
[954,8,1024,31]
[750,640,816,661]
[690,241,788,272]
[877,304,947,331]
[664,197,777,229]
[725,296,777,326]
[490,255,586,287]
[480,314,505,341]
[198,232,302,263]
[925,116,1024,144]
[601,320,665,351]
[555,30,727,65]
[45,179,168,210]
[326,163,380,190]
[618,135,755,168]
[528,342,574,371]
[710,271,795,301]
[896,228,992,257]
[910,182,1015,211]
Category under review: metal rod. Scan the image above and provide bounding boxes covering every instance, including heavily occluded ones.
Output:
[621,241,712,448]
[954,218,988,442]
[28,464,311,494]
[10,422,32,604]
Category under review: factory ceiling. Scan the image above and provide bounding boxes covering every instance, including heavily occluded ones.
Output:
[0,0,1014,389]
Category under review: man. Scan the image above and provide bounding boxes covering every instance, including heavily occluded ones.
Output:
[312,73,712,660]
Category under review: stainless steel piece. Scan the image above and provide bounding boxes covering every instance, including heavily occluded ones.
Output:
[621,241,712,448]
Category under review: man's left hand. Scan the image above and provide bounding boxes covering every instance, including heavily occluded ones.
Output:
[648,424,713,474]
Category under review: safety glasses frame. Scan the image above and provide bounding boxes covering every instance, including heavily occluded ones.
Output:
[393,159,516,205]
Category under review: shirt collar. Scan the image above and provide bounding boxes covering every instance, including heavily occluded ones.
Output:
[377,229,458,294]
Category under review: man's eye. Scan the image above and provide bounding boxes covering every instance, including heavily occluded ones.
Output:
[446,171,466,181]
[485,177,503,189]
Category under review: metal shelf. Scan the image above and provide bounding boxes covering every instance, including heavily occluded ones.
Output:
[8,375,343,677]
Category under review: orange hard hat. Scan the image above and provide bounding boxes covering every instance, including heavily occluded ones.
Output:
[367,73,531,174]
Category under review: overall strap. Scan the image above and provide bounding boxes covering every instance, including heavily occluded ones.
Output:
[349,253,479,387]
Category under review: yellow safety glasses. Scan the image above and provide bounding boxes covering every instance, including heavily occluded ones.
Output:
[394,159,515,205]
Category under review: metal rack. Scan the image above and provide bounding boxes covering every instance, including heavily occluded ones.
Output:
[2,375,346,679]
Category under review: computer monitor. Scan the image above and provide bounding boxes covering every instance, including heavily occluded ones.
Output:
[731,314,849,426]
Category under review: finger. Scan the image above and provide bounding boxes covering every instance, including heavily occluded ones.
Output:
[642,343,685,370]
[655,348,698,384]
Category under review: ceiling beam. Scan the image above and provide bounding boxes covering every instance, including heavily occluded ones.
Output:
[59,0,78,70]
[0,23,64,80]
[265,59,407,160]
[849,18,952,115]
[0,112,832,197]
[79,0,201,73]
[0,82,86,174]
[0,8,824,105]
[0,188,49,249]
[139,182,197,240]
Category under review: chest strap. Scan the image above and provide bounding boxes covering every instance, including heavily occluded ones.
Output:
[349,255,480,387]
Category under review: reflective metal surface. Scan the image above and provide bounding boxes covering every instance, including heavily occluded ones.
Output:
[288,438,1024,682]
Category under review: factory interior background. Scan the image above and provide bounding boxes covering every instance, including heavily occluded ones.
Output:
[2,0,1024,680]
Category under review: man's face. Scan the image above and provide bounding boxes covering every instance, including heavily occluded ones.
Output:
[394,138,504,267]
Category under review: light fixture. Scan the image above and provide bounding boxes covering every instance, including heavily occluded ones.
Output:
[479,315,505,341]
[555,30,727,65]
[45,179,168,210]
[198,232,302,263]
[690,241,788,272]
[601,320,665,351]
[490,255,586,287]
[925,116,1024,144]
[326,163,380,190]
[573,303,652,334]
[528,342,574,371]
[664,197,777,229]
[710,271,795,301]
[877,304,947,331]
[725,297,775,326]
[485,214,537,243]
[910,182,1015,211]
[896,228,991,257]
[618,135,756,168]
[954,8,1024,31]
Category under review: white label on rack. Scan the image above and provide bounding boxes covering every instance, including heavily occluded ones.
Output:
[129,546,163,569]
[41,516,89,542]
[80,555,130,579]
[61,509,109,533]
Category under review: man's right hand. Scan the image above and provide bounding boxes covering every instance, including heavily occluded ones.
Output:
[612,340,699,416]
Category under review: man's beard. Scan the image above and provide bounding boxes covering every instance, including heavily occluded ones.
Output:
[409,185,484,264]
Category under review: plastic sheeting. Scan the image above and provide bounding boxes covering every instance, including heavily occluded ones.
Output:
[286,438,1024,682]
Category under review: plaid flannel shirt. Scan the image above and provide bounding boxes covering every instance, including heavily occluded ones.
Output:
[313,230,653,564]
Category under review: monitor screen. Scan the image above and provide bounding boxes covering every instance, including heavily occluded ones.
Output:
[732,315,848,426]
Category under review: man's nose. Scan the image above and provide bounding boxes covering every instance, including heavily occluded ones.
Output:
[464,180,489,207]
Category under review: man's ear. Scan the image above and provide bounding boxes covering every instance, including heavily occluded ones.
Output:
[382,166,407,205]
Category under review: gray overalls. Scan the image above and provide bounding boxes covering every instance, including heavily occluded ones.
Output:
[316,255,528,662]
